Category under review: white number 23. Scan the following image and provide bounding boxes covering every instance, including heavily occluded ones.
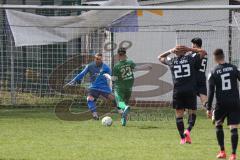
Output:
[174,64,191,78]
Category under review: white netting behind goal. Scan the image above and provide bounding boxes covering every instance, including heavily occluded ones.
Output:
[0,4,240,108]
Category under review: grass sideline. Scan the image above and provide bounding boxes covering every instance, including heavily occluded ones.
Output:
[0,107,238,160]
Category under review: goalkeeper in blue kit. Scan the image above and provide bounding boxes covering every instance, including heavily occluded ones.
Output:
[66,53,115,120]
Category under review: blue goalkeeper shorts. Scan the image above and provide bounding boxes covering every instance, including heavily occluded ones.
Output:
[88,89,112,100]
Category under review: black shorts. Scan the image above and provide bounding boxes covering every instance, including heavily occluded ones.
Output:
[214,105,240,125]
[196,82,207,96]
[172,91,197,110]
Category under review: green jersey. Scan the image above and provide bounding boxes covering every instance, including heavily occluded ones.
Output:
[113,59,136,90]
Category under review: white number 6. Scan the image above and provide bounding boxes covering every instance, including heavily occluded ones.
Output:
[221,73,231,90]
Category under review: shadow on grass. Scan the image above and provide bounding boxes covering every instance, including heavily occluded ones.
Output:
[0,107,56,119]
[137,126,160,130]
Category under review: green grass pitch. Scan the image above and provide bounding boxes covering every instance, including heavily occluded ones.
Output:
[0,107,238,160]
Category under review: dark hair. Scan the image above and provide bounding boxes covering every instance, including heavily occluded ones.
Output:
[117,47,127,55]
[213,48,224,60]
[191,37,202,47]
[95,53,103,57]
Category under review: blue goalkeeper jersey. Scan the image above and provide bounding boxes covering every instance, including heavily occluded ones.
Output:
[72,62,112,93]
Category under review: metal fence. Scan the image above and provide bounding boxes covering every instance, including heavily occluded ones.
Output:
[0,4,240,107]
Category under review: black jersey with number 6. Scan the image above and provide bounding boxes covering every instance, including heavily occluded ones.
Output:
[208,63,240,110]
[164,53,201,94]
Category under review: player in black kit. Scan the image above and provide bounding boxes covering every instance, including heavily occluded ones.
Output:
[158,45,206,144]
[184,38,208,144]
[207,49,240,160]
[191,38,208,106]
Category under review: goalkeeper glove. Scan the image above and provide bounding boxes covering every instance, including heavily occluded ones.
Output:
[103,73,112,81]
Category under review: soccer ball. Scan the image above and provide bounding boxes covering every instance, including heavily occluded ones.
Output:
[101,116,113,126]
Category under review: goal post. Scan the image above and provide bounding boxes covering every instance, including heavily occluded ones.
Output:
[0,4,240,108]
[1,4,240,10]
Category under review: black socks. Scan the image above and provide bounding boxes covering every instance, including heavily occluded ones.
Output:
[216,125,225,151]
[231,128,238,154]
[187,113,196,132]
[176,117,185,139]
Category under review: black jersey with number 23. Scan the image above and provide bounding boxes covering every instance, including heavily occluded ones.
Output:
[164,53,201,94]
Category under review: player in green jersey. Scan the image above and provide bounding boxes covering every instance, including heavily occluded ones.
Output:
[112,48,151,126]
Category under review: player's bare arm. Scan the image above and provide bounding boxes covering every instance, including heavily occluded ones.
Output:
[158,48,175,63]
[189,48,207,58]
[179,46,207,58]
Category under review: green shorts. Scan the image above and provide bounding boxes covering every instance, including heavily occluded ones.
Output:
[114,89,132,110]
